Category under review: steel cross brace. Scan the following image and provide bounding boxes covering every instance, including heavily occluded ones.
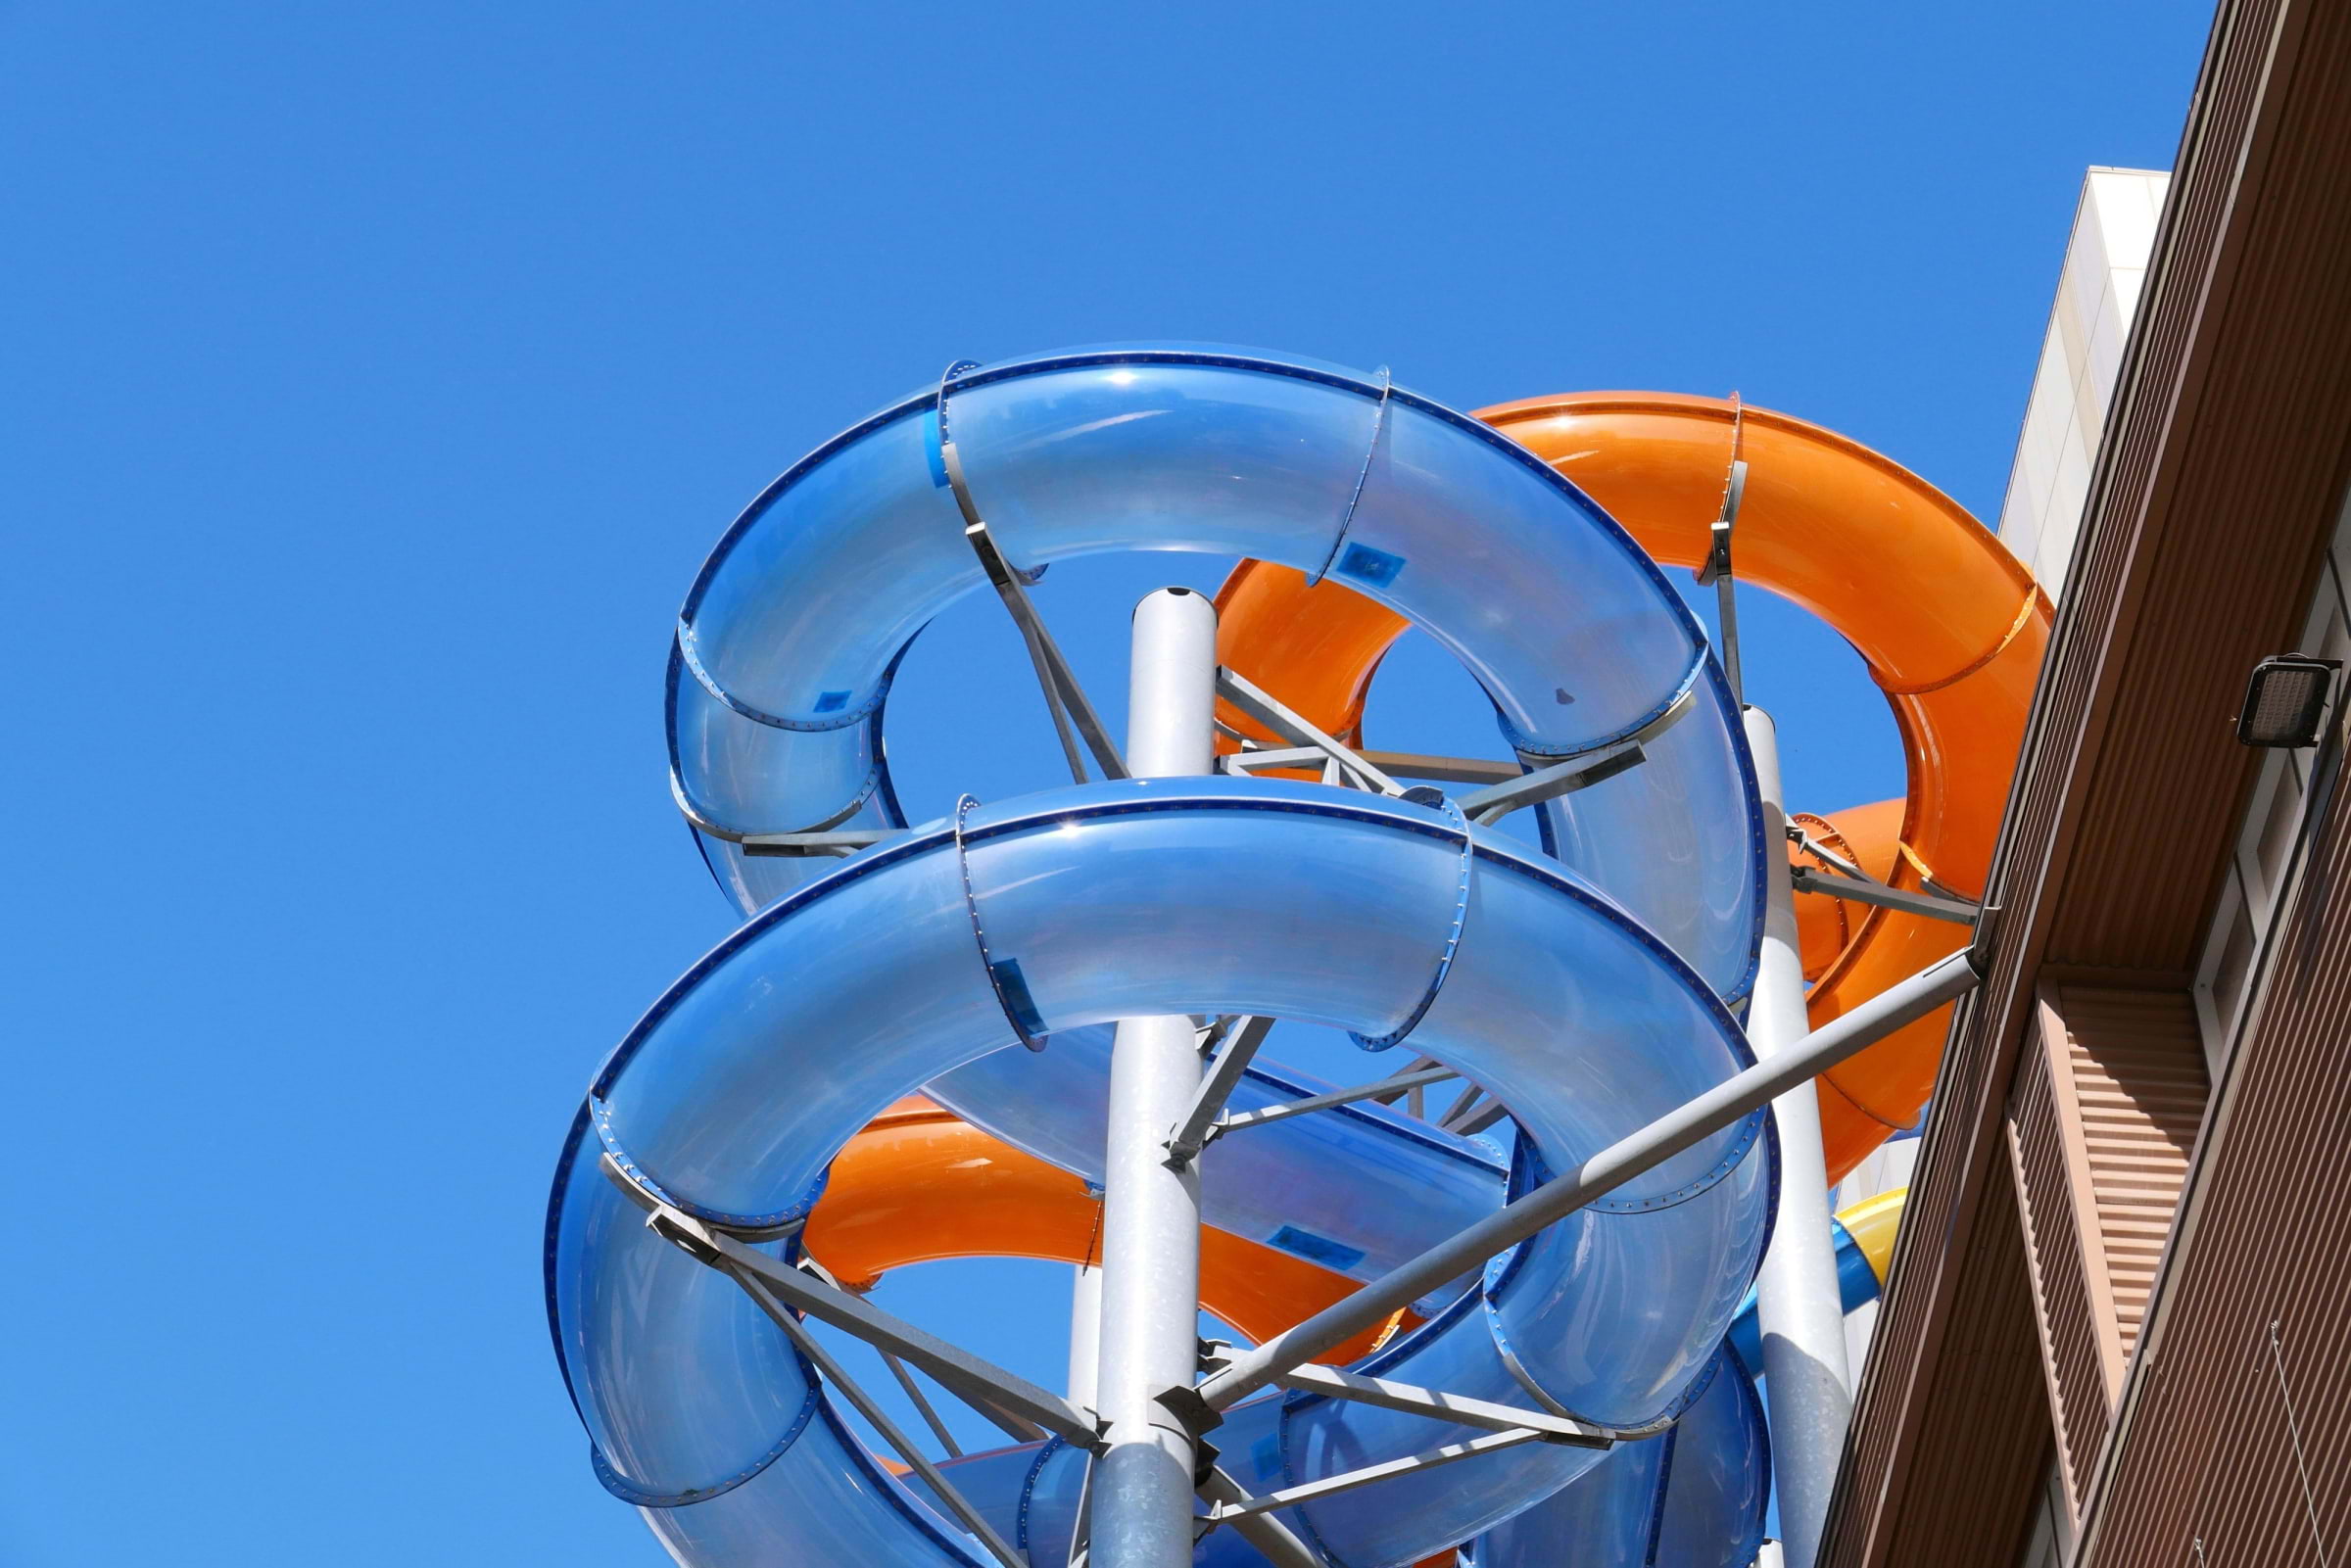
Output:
[1447,1098,1512,1137]
[1197,1466,1324,1568]
[932,372,1127,787]
[1215,667,1407,795]
[1190,948,1984,1412]
[1788,865,1981,926]
[1203,1429,1549,1522]
[1692,455,1750,703]
[1210,1065,1460,1140]
[740,828,897,859]
[1454,683,1698,827]
[1262,1362,1610,1448]
[603,1159,1100,1449]
[1226,745,1520,787]
[744,1266,1031,1568]
[1165,1016,1275,1167]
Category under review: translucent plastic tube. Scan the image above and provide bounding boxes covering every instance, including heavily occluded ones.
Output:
[546,781,1774,1567]
[1470,1345,1769,1568]
[668,345,1763,1003]
[929,1033,1507,1294]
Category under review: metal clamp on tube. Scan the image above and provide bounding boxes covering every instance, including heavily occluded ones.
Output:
[933,358,1128,784]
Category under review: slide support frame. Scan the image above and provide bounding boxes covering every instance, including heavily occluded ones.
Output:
[1741,705,1854,1568]
[1187,945,1981,1415]
[1091,589,1221,1568]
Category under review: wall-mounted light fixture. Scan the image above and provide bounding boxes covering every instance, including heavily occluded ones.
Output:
[2235,654,2340,747]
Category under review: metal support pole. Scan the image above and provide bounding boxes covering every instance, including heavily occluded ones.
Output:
[1741,706,1852,1568]
[1191,946,1979,1414]
[1091,588,1218,1568]
[1068,1264,1101,1409]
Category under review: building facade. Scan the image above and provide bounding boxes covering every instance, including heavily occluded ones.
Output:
[1817,0,2351,1562]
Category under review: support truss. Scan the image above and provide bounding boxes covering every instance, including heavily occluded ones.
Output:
[1215,667,1406,795]
[740,827,897,858]
[1203,1429,1549,1522]
[1209,1065,1460,1140]
[1191,948,1983,1412]
[602,1158,1098,1449]
[1789,864,1980,926]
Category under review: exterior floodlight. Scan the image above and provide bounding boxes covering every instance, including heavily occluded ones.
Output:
[2236,654,2338,747]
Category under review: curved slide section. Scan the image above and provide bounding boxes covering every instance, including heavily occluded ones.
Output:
[547,780,1772,1567]
[1474,1187,1902,1568]
[927,1029,1509,1296]
[1214,392,2047,1178]
[668,348,1764,1004]
[805,1097,1413,1362]
[806,1105,1909,1568]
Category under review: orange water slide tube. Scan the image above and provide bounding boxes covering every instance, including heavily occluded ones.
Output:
[1214,394,2050,1181]
[804,1098,1406,1363]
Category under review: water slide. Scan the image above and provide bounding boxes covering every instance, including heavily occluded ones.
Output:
[800,1100,1907,1568]
[1213,393,2050,1181]
[546,346,1998,1567]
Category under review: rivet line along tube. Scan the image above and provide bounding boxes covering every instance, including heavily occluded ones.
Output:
[1195,946,1980,1414]
[1089,587,1219,1568]
[1741,704,1853,1568]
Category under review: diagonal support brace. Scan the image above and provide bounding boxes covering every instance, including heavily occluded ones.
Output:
[1165,1016,1275,1167]
[1216,667,1405,795]
[1789,865,1980,926]
[1208,1065,1459,1141]
[1193,947,1983,1411]
[935,362,1127,785]
[1204,1429,1549,1520]
[1459,683,1698,825]
[745,1269,1030,1568]
[740,828,896,858]
[1692,453,1749,702]
[1265,1362,1610,1448]
[606,1164,1101,1449]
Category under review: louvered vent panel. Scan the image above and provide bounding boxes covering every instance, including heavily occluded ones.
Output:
[2053,986,2207,1359]
[2006,1032,2110,1504]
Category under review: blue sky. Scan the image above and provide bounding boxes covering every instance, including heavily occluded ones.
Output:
[2,5,2207,1563]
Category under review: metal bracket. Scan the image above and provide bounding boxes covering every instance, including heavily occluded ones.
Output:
[609,1164,1102,1450]
[1265,1361,1611,1448]
[1203,1428,1550,1521]
[1459,683,1697,826]
[1304,364,1393,588]
[1789,865,1981,926]
[744,1267,1031,1568]
[1215,666,1405,795]
[1692,451,1749,703]
[669,770,881,849]
[935,361,1128,785]
[740,828,896,859]
[1165,1016,1275,1167]
[1197,1465,1325,1568]
[954,794,1050,1053]
[1207,1064,1460,1143]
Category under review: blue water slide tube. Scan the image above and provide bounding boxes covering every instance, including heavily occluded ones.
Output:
[932,1033,1509,1296]
[666,344,1765,1003]
[1471,1343,1770,1568]
[547,780,1774,1567]
[936,1028,1789,1567]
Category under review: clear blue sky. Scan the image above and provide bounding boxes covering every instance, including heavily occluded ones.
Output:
[3,6,2207,1564]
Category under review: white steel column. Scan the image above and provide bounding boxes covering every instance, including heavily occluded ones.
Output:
[1742,705,1854,1568]
[1069,1264,1101,1408]
[1089,588,1218,1568]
